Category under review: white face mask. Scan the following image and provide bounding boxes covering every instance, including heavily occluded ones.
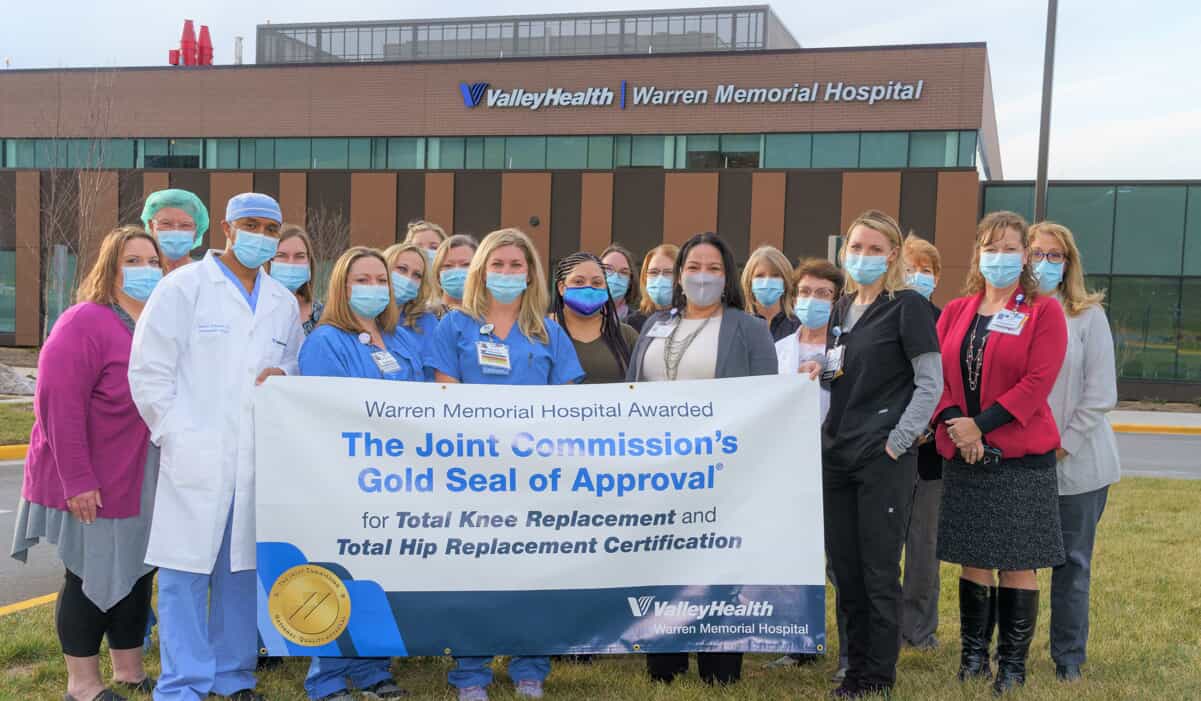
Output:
[682,272,724,307]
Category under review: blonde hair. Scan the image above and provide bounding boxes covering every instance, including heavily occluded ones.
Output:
[637,243,680,314]
[274,224,316,303]
[841,210,908,297]
[318,247,399,335]
[462,228,550,344]
[963,211,1038,299]
[383,242,436,329]
[1028,221,1105,316]
[903,233,942,277]
[740,245,796,318]
[77,226,163,305]
[404,220,447,245]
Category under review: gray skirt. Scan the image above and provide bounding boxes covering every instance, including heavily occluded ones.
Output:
[9,444,159,611]
[937,450,1065,571]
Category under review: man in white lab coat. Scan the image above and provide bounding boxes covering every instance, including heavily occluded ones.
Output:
[130,192,303,701]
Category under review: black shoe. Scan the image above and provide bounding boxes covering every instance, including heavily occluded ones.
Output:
[224,691,267,701]
[1056,663,1082,682]
[65,690,128,701]
[256,656,283,671]
[829,680,860,699]
[992,587,1039,696]
[957,579,996,681]
[112,677,154,694]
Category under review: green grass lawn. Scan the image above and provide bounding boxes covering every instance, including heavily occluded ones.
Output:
[0,403,34,445]
[3,478,1199,700]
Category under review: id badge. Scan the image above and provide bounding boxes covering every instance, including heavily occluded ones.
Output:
[987,309,1028,336]
[821,345,845,382]
[646,321,677,339]
[371,350,401,375]
[476,341,511,375]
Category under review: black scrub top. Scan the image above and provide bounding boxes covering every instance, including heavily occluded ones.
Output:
[822,288,939,469]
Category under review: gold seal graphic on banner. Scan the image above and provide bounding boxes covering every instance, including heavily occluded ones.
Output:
[269,564,351,647]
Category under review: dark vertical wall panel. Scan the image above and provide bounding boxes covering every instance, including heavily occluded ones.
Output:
[16,171,41,345]
[899,171,938,240]
[254,172,280,202]
[718,171,753,265]
[783,172,842,261]
[117,170,143,226]
[454,172,501,240]
[168,171,210,251]
[395,172,426,240]
[307,172,352,254]
[611,170,665,260]
[0,172,15,248]
[550,172,582,267]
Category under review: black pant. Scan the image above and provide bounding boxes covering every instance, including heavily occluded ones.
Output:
[646,653,742,684]
[57,568,155,657]
[823,450,915,688]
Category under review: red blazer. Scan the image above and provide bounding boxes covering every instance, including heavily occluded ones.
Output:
[934,290,1068,460]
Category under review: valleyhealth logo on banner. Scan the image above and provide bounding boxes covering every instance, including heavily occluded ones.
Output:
[254,375,825,657]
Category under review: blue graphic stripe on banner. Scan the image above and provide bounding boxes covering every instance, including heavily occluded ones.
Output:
[256,542,342,656]
[256,572,290,656]
[344,581,409,657]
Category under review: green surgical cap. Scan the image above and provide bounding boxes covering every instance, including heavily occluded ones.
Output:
[140,189,210,250]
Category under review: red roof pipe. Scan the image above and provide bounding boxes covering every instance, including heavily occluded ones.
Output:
[197,25,214,66]
[180,19,197,66]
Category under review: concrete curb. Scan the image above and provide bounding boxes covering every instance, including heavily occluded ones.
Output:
[0,444,27,460]
[0,593,57,618]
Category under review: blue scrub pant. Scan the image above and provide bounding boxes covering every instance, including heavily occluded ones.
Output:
[306,657,393,699]
[154,511,257,701]
[1050,486,1109,667]
[448,656,550,689]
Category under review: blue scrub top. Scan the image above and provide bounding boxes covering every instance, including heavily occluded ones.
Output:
[425,309,584,386]
[395,311,439,381]
[299,323,425,381]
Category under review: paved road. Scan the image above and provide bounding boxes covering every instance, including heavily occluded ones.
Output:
[2,434,1199,608]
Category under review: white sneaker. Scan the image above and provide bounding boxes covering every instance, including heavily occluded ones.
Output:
[458,686,488,701]
[515,680,544,698]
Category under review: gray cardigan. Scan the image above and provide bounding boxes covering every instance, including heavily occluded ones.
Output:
[625,307,779,381]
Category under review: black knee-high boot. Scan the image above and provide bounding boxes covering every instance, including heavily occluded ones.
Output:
[993,587,1039,695]
[957,579,997,681]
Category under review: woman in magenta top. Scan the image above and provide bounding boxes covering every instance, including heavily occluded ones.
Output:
[11,226,165,701]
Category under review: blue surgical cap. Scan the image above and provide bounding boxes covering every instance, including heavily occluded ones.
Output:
[226,192,282,224]
[140,189,209,250]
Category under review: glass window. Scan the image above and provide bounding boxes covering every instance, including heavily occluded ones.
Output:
[721,134,761,168]
[1045,186,1116,275]
[1179,278,1201,382]
[958,131,978,168]
[213,139,239,169]
[370,138,388,169]
[275,139,311,169]
[587,136,614,169]
[982,185,1034,221]
[684,135,721,169]
[141,139,169,169]
[763,134,811,168]
[506,136,546,169]
[348,138,372,169]
[812,133,859,168]
[1112,185,1187,275]
[465,137,484,169]
[859,132,908,168]
[66,140,92,168]
[909,131,958,167]
[12,140,35,168]
[547,136,588,169]
[170,139,202,168]
[630,135,671,167]
[256,139,275,169]
[42,247,77,336]
[1109,277,1181,380]
[238,139,257,169]
[0,250,15,333]
[429,137,464,169]
[387,138,424,169]
[1184,186,1201,276]
[311,138,347,169]
[484,137,505,169]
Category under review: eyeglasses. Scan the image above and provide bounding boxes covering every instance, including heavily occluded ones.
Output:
[1029,250,1066,264]
[645,269,673,277]
[153,219,196,230]
[797,287,837,300]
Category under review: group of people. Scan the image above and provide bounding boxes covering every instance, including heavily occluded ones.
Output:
[8,186,1120,701]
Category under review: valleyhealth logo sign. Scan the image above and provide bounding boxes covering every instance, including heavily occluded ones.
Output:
[460,82,490,108]
[627,596,775,620]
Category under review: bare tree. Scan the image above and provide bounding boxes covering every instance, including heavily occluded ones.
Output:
[304,205,351,302]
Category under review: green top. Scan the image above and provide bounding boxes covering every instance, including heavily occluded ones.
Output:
[571,323,640,384]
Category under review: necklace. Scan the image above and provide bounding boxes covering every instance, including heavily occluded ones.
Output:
[966,314,989,392]
[663,313,715,381]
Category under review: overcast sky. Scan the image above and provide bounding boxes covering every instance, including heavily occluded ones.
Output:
[2,0,1196,180]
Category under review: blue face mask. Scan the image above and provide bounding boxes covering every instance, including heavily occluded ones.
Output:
[425,249,438,266]
[907,272,936,299]
[979,252,1025,288]
[348,284,391,318]
[439,268,468,299]
[486,272,528,303]
[793,297,833,329]
[605,272,630,302]
[562,286,609,317]
[122,266,163,302]
[391,272,420,305]
[231,229,278,269]
[752,277,785,307]
[645,275,674,307]
[270,262,310,292]
[843,254,889,285]
[1034,259,1064,293]
[157,230,194,261]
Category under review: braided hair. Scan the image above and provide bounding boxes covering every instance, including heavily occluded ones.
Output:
[552,251,632,376]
